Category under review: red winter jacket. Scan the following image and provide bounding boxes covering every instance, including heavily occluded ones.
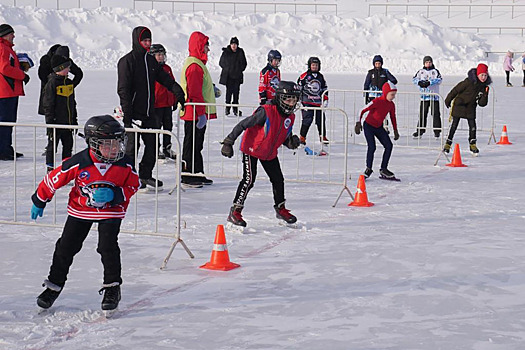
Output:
[359,81,398,131]
[31,149,140,220]
[154,63,176,108]
[0,37,25,98]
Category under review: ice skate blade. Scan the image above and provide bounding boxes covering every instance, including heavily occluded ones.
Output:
[278,221,302,229]
[181,183,203,189]
[103,309,118,318]
[470,152,479,157]
[379,175,401,182]
[226,221,246,234]
[138,186,164,193]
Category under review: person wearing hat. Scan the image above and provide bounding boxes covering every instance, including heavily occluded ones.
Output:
[219,36,247,116]
[42,54,78,172]
[412,55,443,138]
[0,23,29,161]
[363,55,398,105]
[444,63,491,155]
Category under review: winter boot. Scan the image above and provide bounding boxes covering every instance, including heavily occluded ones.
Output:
[379,168,395,179]
[412,130,424,138]
[233,107,242,116]
[99,283,121,311]
[158,150,166,160]
[363,167,373,178]
[274,202,297,224]
[443,139,452,153]
[225,107,231,116]
[469,140,479,154]
[163,144,177,160]
[227,205,246,227]
[299,135,306,145]
[36,280,62,309]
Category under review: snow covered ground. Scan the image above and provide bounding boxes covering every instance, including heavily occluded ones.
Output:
[1,4,525,350]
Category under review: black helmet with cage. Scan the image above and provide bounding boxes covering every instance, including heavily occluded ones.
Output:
[267,49,282,65]
[273,81,301,115]
[84,115,127,163]
[149,43,166,55]
[307,56,321,71]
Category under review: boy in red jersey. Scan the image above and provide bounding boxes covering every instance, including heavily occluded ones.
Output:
[258,50,281,105]
[31,115,140,311]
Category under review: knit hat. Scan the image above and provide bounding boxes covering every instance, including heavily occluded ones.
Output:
[51,55,71,72]
[0,24,14,37]
[372,55,383,65]
[382,81,397,95]
[476,63,488,76]
[423,55,433,64]
[230,37,239,45]
[55,45,70,58]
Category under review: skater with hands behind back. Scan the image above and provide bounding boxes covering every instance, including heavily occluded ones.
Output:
[355,82,399,181]
[221,81,301,228]
[32,115,139,312]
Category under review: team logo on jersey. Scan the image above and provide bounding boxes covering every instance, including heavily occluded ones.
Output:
[270,76,280,90]
[284,118,292,129]
[80,181,114,208]
[306,80,321,95]
[79,171,90,180]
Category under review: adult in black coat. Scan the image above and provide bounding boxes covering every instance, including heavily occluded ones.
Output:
[117,26,185,189]
[444,63,491,154]
[37,45,83,115]
[219,37,247,116]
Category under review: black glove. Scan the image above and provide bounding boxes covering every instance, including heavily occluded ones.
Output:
[221,137,234,158]
[394,130,400,141]
[171,83,186,111]
[285,135,300,150]
[418,80,430,88]
[23,74,30,85]
[260,98,267,106]
[445,102,451,109]
[355,122,362,135]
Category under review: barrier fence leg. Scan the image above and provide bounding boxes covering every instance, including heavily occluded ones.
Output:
[160,236,195,270]
[434,149,450,166]
[332,185,354,208]
[487,129,497,145]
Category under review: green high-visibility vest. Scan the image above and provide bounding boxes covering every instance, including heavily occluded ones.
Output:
[180,57,216,117]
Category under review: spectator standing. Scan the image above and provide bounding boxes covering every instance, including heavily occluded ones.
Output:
[219,36,247,116]
[412,55,442,138]
[363,55,397,104]
[503,50,514,87]
[522,52,525,87]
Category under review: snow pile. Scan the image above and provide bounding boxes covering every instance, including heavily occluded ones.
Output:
[0,4,492,74]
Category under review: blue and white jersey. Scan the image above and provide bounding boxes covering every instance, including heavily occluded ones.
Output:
[413,67,442,101]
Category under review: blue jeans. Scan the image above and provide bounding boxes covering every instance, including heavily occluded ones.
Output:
[363,121,393,170]
[0,97,19,157]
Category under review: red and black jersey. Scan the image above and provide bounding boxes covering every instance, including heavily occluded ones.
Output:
[154,63,176,108]
[32,149,140,220]
[258,64,280,103]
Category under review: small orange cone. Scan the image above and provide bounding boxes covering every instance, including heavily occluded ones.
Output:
[446,144,467,167]
[200,225,240,271]
[349,174,374,207]
[496,125,512,145]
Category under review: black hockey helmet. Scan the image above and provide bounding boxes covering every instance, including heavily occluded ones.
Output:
[84,115,127,163]
[149,43,166,55]
[307,56,321,71]
[267,50,282,65]
[274,81,301,115]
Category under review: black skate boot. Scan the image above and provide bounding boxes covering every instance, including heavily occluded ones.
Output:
[274,202,297,224]
[363,167,373,179]
[163,144,177,160]
[412,130,424,139]
[99,283,121,311]
[379,168,395,179]
[443,139,452,153]
[140,177,164,191]
[469,139,479,155]
[225,107,231,116]
[37,280,62,309]
[227,205,246,227]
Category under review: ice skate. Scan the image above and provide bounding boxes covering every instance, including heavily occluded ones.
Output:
[139,177,164,192]
[274,202,297,226]
[443,140,452,153]
[36,280,62,309]
[226,205,246,233]
[100,284,121,312]
[412,131,424,139]
[379,168,401,181]
[299,135,306,146]
[469,140,479,157]
[506,83,513,87]
[320,135,330,144]
[363,167,373,179]
[181,176,203,189]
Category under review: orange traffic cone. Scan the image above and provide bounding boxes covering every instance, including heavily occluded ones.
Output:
[496,125,512,145]
[200,225,240,271]
[349,174,374,207]
[446,144,467,167]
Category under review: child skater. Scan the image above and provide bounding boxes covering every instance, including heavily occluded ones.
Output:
[31,115,140,312]
[355,81,400,180]
[221,81,301,227]
[258,49,281,105]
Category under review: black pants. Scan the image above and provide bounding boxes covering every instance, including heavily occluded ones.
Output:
[522,70,525,86]
[416,100,441,136]
[447,117,477,143]
[233,153,285,207]
[45,129,73,166]
[125,117,160,179]
[47,216,122,288]
[182,120,206,177]
[364,121,393,170]
[225,79,241,113]
[154,107,173,150]
[300,109,326,138]
[505,70,511,85]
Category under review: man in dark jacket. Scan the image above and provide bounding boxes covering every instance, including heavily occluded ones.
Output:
[363,55,397,104]
[117,26,185,191]
[219,37,247,116]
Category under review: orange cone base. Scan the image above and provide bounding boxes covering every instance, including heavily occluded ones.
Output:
[496,139,512,145]
[348,193,374,207]
[200,261,240,271]
[349,200,374,207]
[446,162,467,168]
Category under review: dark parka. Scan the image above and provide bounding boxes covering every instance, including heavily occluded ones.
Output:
[37,45,83,115]
[42,73,78,126]
[445,68,491,120]
[117,26,183,126]
[218,45,247,85]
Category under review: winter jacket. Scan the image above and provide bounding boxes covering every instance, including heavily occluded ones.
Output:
[412,65,442,101]
[219,45,247,85]
[32,149,140,220]
[297,70,328,107]
[154,63,176,108]
[359,82,398,131]
[445,68,491,120]
[503,52,514,72]
[0,37,25,98]
[180,31,217,121]
[43,73,78,126]
[37,46,83,115]
[117,26,179,126]
[226,103,295,161]
[259,64,281,103]
[363,67,397,100]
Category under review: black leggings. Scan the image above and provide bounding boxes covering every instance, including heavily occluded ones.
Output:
[363,121,393,170]
[506,71,511,85]
[446,117,477,143]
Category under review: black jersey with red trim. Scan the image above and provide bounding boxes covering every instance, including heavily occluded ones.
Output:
[31,149,140,220]
[297,70,328,107]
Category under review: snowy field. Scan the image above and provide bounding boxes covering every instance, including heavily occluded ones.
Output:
[1,4,525,350]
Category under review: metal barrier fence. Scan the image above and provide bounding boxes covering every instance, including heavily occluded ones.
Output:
[368,3,525,18]
[0,122,191,269]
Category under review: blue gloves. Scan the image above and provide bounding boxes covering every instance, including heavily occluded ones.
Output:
[31,204,44,220]
[196,114,207,129]
[92,188,114,204]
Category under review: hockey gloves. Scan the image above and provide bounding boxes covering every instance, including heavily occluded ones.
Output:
[23,74,30,85]
[31,204,44,220]
[221,137,234,158]
[418,80,430,88]
[171,83,186,111]
[393,129,400,141]
[284,135,301,150]
[354,122,362,135]
[92,188,114,204]
[196,115,207,129]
